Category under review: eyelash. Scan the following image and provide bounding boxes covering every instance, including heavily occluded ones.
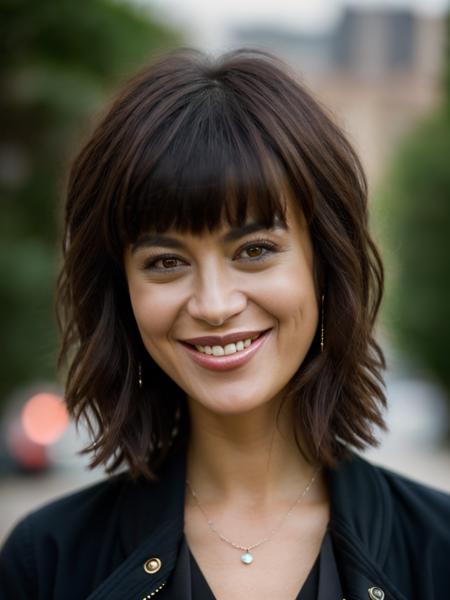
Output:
[142,239,279,272]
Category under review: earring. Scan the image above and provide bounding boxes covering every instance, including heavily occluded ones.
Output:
[171,404,181,439]
[138,362,143,389]
[320,294,325,353]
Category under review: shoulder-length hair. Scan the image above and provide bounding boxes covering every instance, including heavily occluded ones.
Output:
[57,48,386,479]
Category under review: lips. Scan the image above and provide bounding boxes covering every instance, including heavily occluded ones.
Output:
[182,330,266,347]
[179,329,272,372]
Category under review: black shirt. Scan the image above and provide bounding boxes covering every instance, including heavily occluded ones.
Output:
[163,529,343,599]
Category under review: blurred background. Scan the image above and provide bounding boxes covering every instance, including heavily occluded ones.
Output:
[1,0,449,543]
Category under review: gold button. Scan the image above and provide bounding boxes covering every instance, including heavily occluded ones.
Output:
[143,557,162,574]
[368,587,385,600]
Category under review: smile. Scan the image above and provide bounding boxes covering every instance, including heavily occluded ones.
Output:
[180,330,271,372]
[193,334,260,356]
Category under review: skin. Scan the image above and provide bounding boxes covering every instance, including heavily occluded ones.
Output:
[124,196,330,599]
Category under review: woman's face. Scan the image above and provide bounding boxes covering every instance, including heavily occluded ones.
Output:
[124,196,319,416]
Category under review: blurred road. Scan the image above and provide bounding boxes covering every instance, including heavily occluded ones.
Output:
[0,467,102,544]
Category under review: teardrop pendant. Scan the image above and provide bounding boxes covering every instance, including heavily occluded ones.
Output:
[240,551,253,565]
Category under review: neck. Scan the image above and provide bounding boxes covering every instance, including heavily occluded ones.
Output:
[186,396,323,508]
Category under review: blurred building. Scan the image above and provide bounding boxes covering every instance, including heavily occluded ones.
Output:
[230,6,447,187]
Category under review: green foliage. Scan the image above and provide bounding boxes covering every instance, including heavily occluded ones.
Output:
[374,16,450,410]
[375,109,450,395]
[445,13,450,105]
[0,0,181,406]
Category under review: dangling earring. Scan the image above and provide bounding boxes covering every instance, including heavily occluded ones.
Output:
[171,404,181,439]
[138,362,143,388]
[320,294,325,353]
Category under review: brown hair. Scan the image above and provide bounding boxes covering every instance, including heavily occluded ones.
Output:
[57,48,386,478]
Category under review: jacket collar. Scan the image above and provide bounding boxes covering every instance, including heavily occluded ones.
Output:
[86,448,188,600]
[118,446,187,554]
[326,451,394,564]
[326,452,406,600]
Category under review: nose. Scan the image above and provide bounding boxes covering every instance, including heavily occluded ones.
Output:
[186,263,247,326]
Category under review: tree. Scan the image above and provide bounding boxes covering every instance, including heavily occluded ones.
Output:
[0,0,181,406]
[375,15,450,418]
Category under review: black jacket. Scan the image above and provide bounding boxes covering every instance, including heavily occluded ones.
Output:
[1,446,450,600]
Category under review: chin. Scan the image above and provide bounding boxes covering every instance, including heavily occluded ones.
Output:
[190,386,279,417]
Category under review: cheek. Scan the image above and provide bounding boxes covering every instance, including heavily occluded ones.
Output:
[267,268,318,362]
[252,261,317,325]
[128,283,177,343]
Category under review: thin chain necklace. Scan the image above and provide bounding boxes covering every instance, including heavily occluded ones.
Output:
[186,466,321,566]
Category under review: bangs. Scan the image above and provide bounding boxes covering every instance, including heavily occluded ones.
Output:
[118,86,289,244]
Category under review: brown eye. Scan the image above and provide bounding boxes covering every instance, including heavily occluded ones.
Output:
[142,254,187,272]
[161,257,180,269]
[245,245,263,258]
[237,241,277,263]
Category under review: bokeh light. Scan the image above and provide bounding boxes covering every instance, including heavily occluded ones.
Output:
[6,421,48,470]
[21,393,69,445]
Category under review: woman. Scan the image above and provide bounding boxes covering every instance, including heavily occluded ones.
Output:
[1,48,449,600]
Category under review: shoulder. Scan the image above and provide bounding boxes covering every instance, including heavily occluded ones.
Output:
[329,453,450,545]
[2,448,186,554]
[334,449,450,506]
[375,459,450,530]
[364,457,450,591]
[328,451,450,596]
[358,452,450,520]
[0,473,133,599]
[0,452,186,599]
[329,450,450,546]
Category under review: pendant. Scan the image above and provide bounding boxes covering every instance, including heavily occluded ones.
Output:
[240,551,253,565]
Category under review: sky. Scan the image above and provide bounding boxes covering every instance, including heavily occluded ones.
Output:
[140,0,449,50]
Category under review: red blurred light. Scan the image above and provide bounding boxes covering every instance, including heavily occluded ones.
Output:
[21,393,68,445]
[7,421,48,470]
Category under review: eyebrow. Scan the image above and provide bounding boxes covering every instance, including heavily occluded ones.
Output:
[131,219,287,254]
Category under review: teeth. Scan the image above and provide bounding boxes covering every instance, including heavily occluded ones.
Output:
[194,335,260,356]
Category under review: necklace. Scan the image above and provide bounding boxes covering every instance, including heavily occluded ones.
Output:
[186,466,321,565]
